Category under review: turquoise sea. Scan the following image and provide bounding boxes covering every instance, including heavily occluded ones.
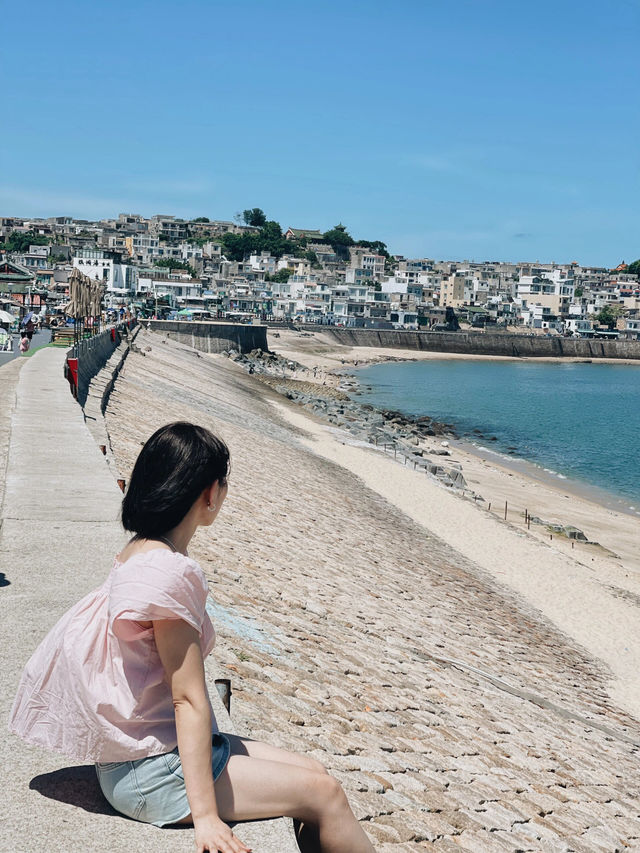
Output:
[354,360,640,509]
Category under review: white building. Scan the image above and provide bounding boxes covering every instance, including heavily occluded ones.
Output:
[565,318,593,336]
[73,250,138,304]
[516,273,574,314]
[249,252,277,275]
[520,303,561,330]
[137,271,202,305]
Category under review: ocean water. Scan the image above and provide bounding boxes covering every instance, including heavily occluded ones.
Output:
[354,359,640,508]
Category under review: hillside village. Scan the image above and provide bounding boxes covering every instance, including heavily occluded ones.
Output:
[1,210,639,338]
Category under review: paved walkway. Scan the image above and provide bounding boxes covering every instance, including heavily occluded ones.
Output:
[0,348,296,853]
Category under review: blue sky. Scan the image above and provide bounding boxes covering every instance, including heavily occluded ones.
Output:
[2,0,638,266]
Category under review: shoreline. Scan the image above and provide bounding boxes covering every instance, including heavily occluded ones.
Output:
[456,436,640,519]
[351,351,640,520]
[270,327,640,368]
[270,397,640,719]
[259,329,640,716]
[241,337,640,578]
[268,327,640,522]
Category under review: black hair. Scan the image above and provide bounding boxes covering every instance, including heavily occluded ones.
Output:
[121,421,230,538]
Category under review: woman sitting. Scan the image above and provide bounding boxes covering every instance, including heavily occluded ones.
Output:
[9,422,375,853]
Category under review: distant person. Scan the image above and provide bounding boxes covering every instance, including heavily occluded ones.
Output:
[19,331,30,354]
[23,317,35,340]
[9,422,374,853]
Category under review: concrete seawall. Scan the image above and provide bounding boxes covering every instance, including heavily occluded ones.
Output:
[148,320,268,354]
[313,326,640,360]
[70,324,136,406]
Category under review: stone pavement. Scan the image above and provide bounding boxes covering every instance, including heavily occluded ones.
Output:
[0,348,297,853]
[105,330,640,852]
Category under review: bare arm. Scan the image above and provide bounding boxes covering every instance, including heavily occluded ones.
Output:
[154,619,250,853]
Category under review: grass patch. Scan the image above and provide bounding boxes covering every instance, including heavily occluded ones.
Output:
[231,648,250,662]
[22,343,54,358]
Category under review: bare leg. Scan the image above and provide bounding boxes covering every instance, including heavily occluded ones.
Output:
[214,754,375,853]
[223,734,328,853]
[178,734,374,853]
[223,732,330,773]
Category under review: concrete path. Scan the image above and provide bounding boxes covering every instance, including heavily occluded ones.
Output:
[0,348,296,852]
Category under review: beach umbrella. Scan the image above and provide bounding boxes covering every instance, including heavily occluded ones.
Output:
[67,267,102,319]
[0,310,14,324]
[67,269,79,318]
[91,280,104,316]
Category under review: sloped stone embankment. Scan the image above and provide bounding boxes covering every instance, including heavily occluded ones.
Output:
[105,331,640,852]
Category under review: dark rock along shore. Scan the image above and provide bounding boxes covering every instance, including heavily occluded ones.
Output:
[223,347,476,498]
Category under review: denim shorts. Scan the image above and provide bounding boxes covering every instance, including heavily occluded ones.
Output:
[95,733,231,827]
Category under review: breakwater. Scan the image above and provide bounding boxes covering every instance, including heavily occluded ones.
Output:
[148,320,267,354]
[311,326,640,360]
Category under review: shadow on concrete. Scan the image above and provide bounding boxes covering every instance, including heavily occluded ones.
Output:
[29,765,117,816]
[0,573,10,586]
[29,766,193,832]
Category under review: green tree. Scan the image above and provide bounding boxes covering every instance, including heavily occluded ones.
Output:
[187,236,212,248]
[221,219,294,261]
[242,208,267,227]
[265,268,292,283]
[357,239,390,258]
[154,258,197,277]
[4,230,50,253]
[191,216,210,223]
[596,304,623,328]
[626,259,640,276]
[323,223,354,260]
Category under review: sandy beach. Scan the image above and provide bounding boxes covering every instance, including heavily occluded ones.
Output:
[270,326,640,372]
[269,328,640,712]
[99,328,640,850]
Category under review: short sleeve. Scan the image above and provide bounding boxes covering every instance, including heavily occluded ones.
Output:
[109,551,208,634]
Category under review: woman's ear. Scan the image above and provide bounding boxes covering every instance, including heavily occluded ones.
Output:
[204,481,225,513]
[204,483,217,512]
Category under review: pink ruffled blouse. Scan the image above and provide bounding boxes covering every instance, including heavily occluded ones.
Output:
[8,549,218,762]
